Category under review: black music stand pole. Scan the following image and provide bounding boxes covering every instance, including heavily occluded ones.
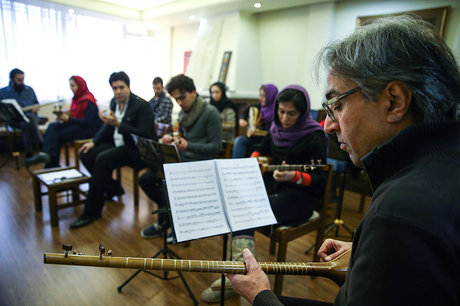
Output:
[117,180,198,305]
[220,233,228,306]
[324,167,354,237]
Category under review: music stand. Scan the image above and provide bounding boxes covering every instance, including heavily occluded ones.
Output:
[118,136,197,304]
[117,180,198,305]
[0,99,29,169]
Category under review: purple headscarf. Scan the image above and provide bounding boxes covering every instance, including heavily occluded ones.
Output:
[270,84,325,147]
[260,84,278,129]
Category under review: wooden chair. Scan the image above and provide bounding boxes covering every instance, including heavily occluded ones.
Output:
[70,138,141,206]
[265,164,334,295]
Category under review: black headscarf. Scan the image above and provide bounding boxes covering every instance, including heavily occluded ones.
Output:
[209,82,238,126]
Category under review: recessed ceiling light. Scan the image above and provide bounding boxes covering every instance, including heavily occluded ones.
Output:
[68,8,75,14]
[254,3,261,8]
[188,15,196,20]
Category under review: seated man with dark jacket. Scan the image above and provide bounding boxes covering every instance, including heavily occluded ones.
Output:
[69,71,155,229]
[140,74,222,238]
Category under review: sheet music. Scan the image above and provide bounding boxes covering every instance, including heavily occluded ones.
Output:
[216,158,277,231]
[0,99,29,123]
[164,161,231,242]
[37,169,84,185]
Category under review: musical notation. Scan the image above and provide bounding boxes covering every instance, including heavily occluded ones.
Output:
[163,158,276,242]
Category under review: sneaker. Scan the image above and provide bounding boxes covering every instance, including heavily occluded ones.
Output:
[140,223,162,238]
[201,277,236,303]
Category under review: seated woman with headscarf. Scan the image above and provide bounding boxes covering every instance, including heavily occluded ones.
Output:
[231,83,278,158]
[209,81,238,142]
[24,76,101,168]
[201,85,328,302]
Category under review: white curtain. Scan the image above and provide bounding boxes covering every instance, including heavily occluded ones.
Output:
[0,0,159,105]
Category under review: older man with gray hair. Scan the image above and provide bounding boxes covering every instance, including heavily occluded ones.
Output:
[227,15,460,306]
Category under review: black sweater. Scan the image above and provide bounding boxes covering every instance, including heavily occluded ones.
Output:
[255,120,460,306]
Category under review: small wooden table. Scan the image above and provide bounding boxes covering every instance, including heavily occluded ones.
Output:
[32,167,90,227]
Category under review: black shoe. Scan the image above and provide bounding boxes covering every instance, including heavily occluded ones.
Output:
[104,186,125,201]
[23,152,51,167]
[69,215,101,229]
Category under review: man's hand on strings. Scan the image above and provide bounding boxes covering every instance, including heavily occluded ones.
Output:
[225,248,271,304]
[273,160,295,182]
[317,238,352,262]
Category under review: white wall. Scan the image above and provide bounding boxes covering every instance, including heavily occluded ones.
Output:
[257,2,335,108]
[170,23,200,77]
[255,0,460,109]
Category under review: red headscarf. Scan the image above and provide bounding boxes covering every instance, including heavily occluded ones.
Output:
[70,76,97,119]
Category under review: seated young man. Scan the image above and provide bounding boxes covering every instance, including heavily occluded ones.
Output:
[139,74,222,238]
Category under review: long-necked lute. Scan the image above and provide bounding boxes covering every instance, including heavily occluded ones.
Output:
[22,100,58,112]
[44,244,350,286]
[257,156,330,175]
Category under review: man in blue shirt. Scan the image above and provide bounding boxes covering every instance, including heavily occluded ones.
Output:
[0,68,42,157]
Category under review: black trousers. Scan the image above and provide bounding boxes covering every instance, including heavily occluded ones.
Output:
[8,112,42,155]
[80,142,134,217]
[139,169,170,226]
[42,122,98,168]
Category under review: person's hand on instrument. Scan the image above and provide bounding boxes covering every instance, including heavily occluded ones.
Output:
[58,112,69,122]
[99,110,120,127]
[317,238,352,262]
[239,119,248,127]
[162,134,173,144]
[273,160,295,182]
[225,248,271,304]
[175,137,188,152]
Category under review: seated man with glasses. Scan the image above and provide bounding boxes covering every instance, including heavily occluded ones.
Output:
[227,16,460,306]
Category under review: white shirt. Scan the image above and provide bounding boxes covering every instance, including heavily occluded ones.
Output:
[113,97,129,147]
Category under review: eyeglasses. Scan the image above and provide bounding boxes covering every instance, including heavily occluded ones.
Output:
[321,86,361,121]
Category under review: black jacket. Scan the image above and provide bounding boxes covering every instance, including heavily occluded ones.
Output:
[93,92,155,147]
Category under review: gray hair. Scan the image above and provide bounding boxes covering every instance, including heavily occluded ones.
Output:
[316,15,460,122]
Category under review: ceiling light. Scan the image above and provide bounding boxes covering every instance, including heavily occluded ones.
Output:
[188,15,196,20]
[254,3,261,8]
[68,8,75,14]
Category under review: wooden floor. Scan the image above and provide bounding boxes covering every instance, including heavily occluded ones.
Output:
[0,152,370,306]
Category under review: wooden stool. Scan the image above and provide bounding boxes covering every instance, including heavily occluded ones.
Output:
[32,167,90,227]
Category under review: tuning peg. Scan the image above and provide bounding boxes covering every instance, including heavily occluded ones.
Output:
[62,244,72,257]
[99,244,105,259]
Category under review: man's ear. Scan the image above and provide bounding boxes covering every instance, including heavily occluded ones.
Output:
[385,81,412,123]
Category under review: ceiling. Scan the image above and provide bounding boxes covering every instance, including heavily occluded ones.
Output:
[43,0,337,27]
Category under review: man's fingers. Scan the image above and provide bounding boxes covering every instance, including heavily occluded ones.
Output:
[242,248,258,271]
